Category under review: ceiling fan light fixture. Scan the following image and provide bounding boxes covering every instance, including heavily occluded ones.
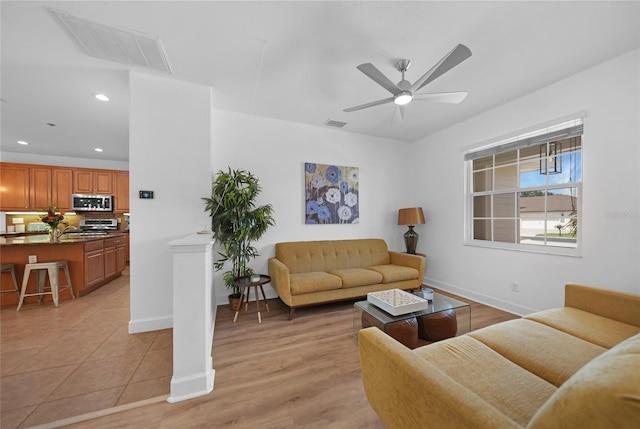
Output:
[394,91,413,106]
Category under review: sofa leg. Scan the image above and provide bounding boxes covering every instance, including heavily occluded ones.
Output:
[288,307,296,320]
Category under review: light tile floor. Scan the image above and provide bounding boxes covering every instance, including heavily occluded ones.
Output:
[0,268,172,429]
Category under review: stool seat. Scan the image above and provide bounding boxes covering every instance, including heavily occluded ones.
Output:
[17,261,75,311]
[1,263,20,296]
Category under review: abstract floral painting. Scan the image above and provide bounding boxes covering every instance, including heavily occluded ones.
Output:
[305,162,359,224]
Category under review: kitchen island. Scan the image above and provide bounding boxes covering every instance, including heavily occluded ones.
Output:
[0,232,128,307]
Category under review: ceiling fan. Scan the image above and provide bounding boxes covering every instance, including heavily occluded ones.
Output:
[343,44,472,120]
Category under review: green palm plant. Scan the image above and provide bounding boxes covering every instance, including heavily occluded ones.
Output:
[203,168,275,297]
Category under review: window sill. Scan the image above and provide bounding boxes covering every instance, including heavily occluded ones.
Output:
[464,240,582,258]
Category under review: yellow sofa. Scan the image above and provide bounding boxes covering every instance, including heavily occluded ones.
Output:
[268,238,425,319]
[358,283,640,429]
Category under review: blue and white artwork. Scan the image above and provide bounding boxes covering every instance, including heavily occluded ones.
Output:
[304,162,359,224]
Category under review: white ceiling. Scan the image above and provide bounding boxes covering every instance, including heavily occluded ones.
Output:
[2,1,639,162]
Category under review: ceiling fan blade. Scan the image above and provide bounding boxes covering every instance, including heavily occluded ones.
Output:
[356,63,400,95]
[343,97,394,112]
[391,105,406,124]
[410,44,472,93]
[413,91,468,104]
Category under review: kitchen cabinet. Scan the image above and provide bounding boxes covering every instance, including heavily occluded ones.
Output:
[1,163,128,211]
[52,168,74,211]
[0,163,30,210]
[29,167,52,210]
[113,171,129,212]
[125,233,130,264]
[116,236,127,271]
[73,169,113,194]
[84,240,105,289]
[104,244,117,279]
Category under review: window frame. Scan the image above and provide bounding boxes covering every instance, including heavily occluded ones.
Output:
[463,119,583,257]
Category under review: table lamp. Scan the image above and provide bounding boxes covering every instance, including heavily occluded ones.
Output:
[398,207,425,254]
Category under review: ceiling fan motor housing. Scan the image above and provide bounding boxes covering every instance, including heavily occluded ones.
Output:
[394,79,413,105]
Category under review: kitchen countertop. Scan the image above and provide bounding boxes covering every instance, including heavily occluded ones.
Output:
[0,232,128,246]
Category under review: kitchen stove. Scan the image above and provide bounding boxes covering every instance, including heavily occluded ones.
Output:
[75,218,118,233]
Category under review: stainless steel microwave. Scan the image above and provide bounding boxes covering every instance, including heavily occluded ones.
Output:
[72,194,114,212]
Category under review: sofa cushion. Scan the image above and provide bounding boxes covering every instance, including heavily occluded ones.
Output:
[524,307,640,349]
[413,335,557,427]
[468,319,606,387]
[289,272,341,295]
[366,265,419,283]
[328,268,383,288]
[528,333,640,429]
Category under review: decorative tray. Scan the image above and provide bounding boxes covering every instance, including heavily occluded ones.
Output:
[367,288,429,316]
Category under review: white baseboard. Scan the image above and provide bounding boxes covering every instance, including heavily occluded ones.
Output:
[128,315,173,333]
[424,277,537,317]
[167,369,215,403]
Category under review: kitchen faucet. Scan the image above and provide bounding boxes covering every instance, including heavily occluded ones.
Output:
[59,225,78,235]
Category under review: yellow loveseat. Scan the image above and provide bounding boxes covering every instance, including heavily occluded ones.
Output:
[359,283,640,428]
[268,238,425,319]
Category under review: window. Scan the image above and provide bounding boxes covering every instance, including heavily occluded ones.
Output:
[465,119,583,254]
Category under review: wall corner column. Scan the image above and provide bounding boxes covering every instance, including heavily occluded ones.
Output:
[167,233,216,402]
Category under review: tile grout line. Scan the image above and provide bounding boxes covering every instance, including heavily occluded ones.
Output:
[112,330,160,406]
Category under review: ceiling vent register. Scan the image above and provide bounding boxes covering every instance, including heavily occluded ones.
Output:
[50,8,172,74]
[323,119,347,129]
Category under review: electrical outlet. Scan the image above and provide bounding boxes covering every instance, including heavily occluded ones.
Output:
[511,283,519,293]
[28,255,37,263]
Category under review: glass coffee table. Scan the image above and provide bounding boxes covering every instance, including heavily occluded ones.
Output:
[353,291,471,349]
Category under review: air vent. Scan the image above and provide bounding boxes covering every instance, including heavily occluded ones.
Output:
[50,8,172,74]
[323,119,347,128]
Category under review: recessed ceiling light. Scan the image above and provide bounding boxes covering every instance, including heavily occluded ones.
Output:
[94,93,110,102]
[94,148,104,152]
[17,140,29,145]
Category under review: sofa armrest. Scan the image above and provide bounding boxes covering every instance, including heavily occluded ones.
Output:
[389,251,426,281]
[565,283,640,327]
[268,257,292,306]
[358,328,520,429]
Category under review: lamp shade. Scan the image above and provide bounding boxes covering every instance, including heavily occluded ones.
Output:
[398,207,425,226]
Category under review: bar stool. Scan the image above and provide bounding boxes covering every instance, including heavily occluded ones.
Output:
[1,263,20,296]
[17,261,75,311]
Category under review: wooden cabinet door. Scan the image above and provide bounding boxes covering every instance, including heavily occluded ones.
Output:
[116,243,126,272]
[94,171,113,194]
[113,171,129,212]
[104,243,117,279]
[0,163,30,210]
[29,167,52,210]
[52,168,74,211]
[85,249,104,288]
[125,234,130,263]
[74,170,93,193]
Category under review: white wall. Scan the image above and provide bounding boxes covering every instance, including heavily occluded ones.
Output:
[416,49,640,315]
[211,111,415,303]
[128,72,213,333]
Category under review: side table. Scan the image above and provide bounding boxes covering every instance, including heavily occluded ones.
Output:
[233,274,271,323]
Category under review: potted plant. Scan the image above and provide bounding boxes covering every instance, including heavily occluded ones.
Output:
[203,168,275,310]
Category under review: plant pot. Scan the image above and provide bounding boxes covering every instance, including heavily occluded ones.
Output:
[229,294,242,311]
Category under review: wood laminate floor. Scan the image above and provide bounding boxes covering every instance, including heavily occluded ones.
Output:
[1,275,518,429]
